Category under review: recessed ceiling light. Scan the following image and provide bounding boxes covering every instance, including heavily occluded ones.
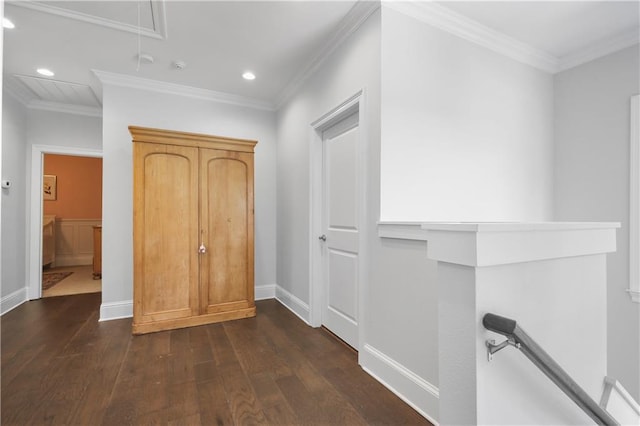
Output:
[3,18,15,29]
[37,68,55,77]
[242,71,256,81]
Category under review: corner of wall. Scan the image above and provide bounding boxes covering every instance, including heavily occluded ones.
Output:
[99,300,132,322]
[359,343,440,425]
[255,283,277,301]
[0,288,28,316]
[275,284,311,325]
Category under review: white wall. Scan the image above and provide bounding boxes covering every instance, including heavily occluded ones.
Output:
[1,99,100,312]
[1,93,28,305]
[277,6,439,420]
[28,110,102,150]
[554,45,640,402]
[100,85,277,317]
[380,7,555,222]
[276,8,381,307]
[25,110,102,301]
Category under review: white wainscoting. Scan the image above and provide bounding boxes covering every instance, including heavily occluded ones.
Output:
[55,219,101,267]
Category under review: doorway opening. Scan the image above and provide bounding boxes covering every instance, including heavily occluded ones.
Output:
[41,154,103,297]
[28,146,103,301]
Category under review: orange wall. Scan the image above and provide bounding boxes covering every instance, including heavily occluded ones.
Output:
[43,154,102,219]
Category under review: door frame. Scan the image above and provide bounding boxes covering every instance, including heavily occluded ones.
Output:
[309,90,368,352]
[27,145,103,301]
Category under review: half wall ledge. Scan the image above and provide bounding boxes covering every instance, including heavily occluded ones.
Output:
[421,221,620,425]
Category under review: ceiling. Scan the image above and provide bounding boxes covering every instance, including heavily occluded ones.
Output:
[3,0,360,110]
[438,1,639,58]
[3,1,639,113]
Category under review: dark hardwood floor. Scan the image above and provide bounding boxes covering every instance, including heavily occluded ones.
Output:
[1,294,431,425]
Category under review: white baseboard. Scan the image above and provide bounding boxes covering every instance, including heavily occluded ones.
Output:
[99,286,277,322]
[1,288,28,315]
[255,284,276,300]
[99,300,133,321]
[275,284,310,325]
[360,344,439,425]
[100,284,277,321]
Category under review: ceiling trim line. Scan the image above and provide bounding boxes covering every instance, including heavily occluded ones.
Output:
[27,100,102,118]
[384,1,559,74]
[11,1,167,40]
[92,70,275,112]
[558,29,640,73]
[4,77,33,106]
[274,0,381,110]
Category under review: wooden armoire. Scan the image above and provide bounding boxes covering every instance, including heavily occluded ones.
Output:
[130,126,257,334]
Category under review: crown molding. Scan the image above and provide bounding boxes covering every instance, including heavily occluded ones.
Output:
[11,0,167,40]
[92,70,275,111]
[4,75,102,117]
[384,1,558,73]
[27,100,102,118]
[274,0,381,109]
[558,29,640,73]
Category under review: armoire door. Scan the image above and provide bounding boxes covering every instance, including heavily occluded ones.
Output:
[199,148,255,314]
[133,142,200,333]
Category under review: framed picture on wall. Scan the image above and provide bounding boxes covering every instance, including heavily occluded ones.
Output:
[43,175,57,201]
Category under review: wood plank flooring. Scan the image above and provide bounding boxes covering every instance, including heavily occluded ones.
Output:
[1,294,431,425]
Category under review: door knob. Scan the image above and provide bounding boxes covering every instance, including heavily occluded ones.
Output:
[199,229,207,254]
[318,234,327,242]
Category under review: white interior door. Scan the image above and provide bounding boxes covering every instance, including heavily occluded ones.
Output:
[320,111,359,348]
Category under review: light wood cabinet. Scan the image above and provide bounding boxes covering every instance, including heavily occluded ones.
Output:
[130,126,257,334]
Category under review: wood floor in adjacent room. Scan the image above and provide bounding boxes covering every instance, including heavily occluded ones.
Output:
[1,294,431,426]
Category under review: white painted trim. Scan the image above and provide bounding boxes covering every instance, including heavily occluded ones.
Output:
[384,1,558,73]
[99,286,277,320]
[600,376,640,416]
[99,300,133,321]
[28,145,103,301]
[1,0,4,316]
[423,222,619,267]
[12,0,167,40]
[1,288,28,316]
[384,1,639,75]
[27,100,102,118]
[275,285,310,325]
[360,344,439,425]
[255,284,276,301]
[630,95,640,303]
[275,1,380,109]
[92,69,274,112]
[308,91,368,353]
[378,221,429,241]
[310,91,363,130]
[558,31,640,73]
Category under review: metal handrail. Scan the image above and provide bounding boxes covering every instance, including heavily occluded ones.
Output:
[482,313,619,426]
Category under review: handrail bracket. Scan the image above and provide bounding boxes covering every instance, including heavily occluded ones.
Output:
[486,337,520,362]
